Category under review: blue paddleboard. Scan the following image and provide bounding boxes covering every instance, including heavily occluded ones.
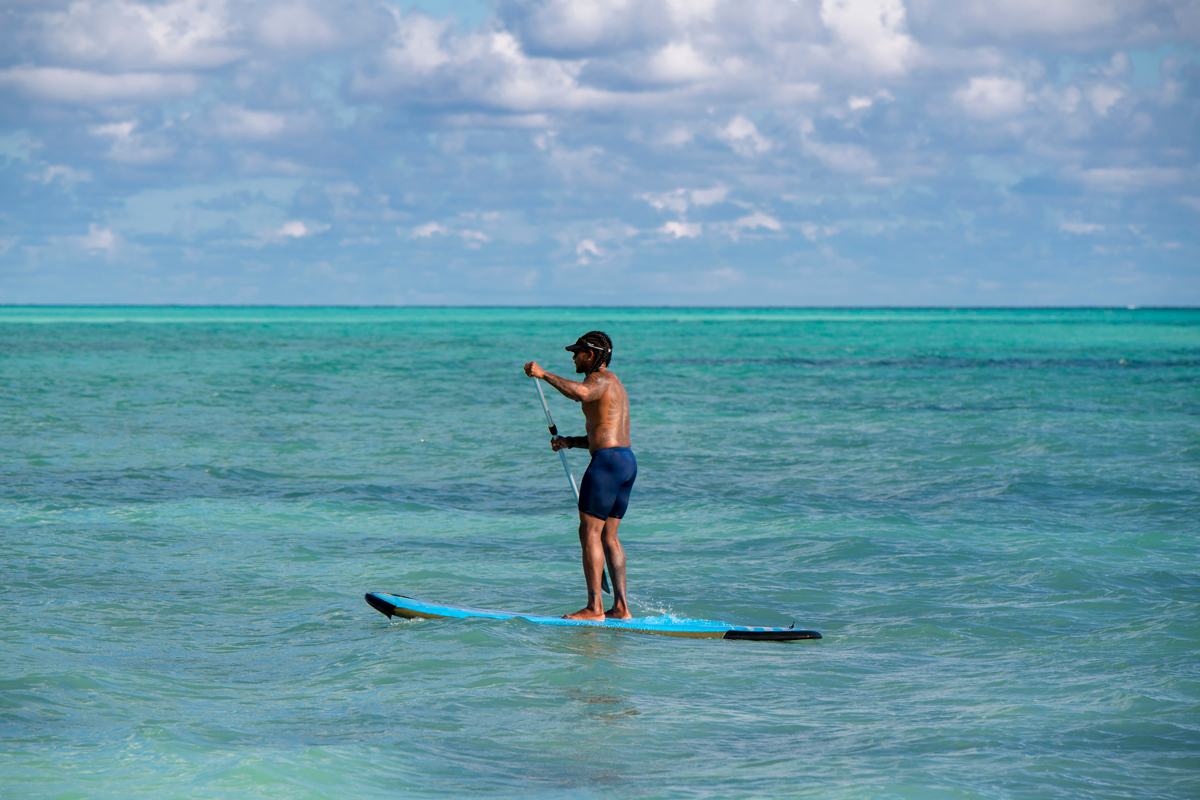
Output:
[365,592,821,641]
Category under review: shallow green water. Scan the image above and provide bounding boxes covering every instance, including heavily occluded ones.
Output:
[2,307,1198,798]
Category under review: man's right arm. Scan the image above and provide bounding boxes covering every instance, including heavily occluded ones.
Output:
[524,362,607,404]
[541,370,605,403]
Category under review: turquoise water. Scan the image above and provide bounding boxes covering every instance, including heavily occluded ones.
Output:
[2,306,1198,798]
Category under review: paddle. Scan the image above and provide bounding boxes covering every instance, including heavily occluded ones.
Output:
[534,378,611,595]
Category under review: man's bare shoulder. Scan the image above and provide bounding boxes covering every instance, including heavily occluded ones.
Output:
[583,369,619,398]
[584,370,613,387]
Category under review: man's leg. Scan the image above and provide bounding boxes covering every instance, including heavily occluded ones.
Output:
[563,512,607,620]
[602,516,631,619]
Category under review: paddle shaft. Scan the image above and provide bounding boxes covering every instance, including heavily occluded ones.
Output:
[534,379,611,595]
[535,379,579,499]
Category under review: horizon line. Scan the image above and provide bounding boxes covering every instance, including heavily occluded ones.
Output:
[2,304,1197,311]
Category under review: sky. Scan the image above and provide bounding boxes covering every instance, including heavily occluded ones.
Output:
[1,0,1198,306]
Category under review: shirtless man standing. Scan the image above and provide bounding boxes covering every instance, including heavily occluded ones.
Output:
[524,331,636,621]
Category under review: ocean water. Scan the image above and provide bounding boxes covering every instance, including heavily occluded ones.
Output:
[1,306,1197,799]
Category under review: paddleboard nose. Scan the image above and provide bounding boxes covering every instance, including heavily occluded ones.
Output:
[365,592,395,617]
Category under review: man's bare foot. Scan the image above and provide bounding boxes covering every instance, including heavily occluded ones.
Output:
[563,607,605,621]
[605,606,632,620]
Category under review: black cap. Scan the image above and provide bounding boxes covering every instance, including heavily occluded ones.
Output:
[565,331,612,355]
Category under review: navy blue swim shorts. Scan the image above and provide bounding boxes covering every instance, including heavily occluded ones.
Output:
[578,447,637,520]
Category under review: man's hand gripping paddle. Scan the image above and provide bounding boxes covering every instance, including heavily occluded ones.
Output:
[534,379,611,595]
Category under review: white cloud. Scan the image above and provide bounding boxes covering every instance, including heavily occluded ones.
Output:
[1060,221,1104,235]
[275,220,328,239]
[233,152,310,176]
[459,229,490,247]
[89,120,174,163]
[448,111,553,129]
[907,0,1135,43]
[800,222,838,241]
[411,220,489,247]
[1087,84,1123,116]
[658,125,694,147]
[1100,52,1131,79]
[719,115,771,156]
[506,0,673,57]
[92,121,137,140]
[660,220,702,239]
[640,185,727,217]
[80,223,119,254]
[690,185,728,206]
[557,220,638,265]
[820,0,916,76]
[1076,167,1185,192]
[355,17,614,113]
[211,105,290,140]
[256,3,340,51]
[576,238,602,263]
[278,221,309,238]
[955,76,1028,119]
[802,137,878,174]
[496,1,820,102]
[35,165,92,186]
[844,89,893,114]
[0,66,197,104]
[641,190,690,215]
[533,134,609,180]
[483,31,610,111]
[413,222,451,238]
[733,211,782,233]
[42,0,242,71]
[642,40,720,84]
[372,12,452,76]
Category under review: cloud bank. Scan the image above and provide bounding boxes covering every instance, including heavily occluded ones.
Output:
[1,0,1197,304]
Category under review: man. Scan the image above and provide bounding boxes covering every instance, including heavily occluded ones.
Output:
[524,331,636,621]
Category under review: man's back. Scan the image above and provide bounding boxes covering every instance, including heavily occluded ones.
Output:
[581,368,630,451]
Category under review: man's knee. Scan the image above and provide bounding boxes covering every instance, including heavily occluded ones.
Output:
[578,514,605,540]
